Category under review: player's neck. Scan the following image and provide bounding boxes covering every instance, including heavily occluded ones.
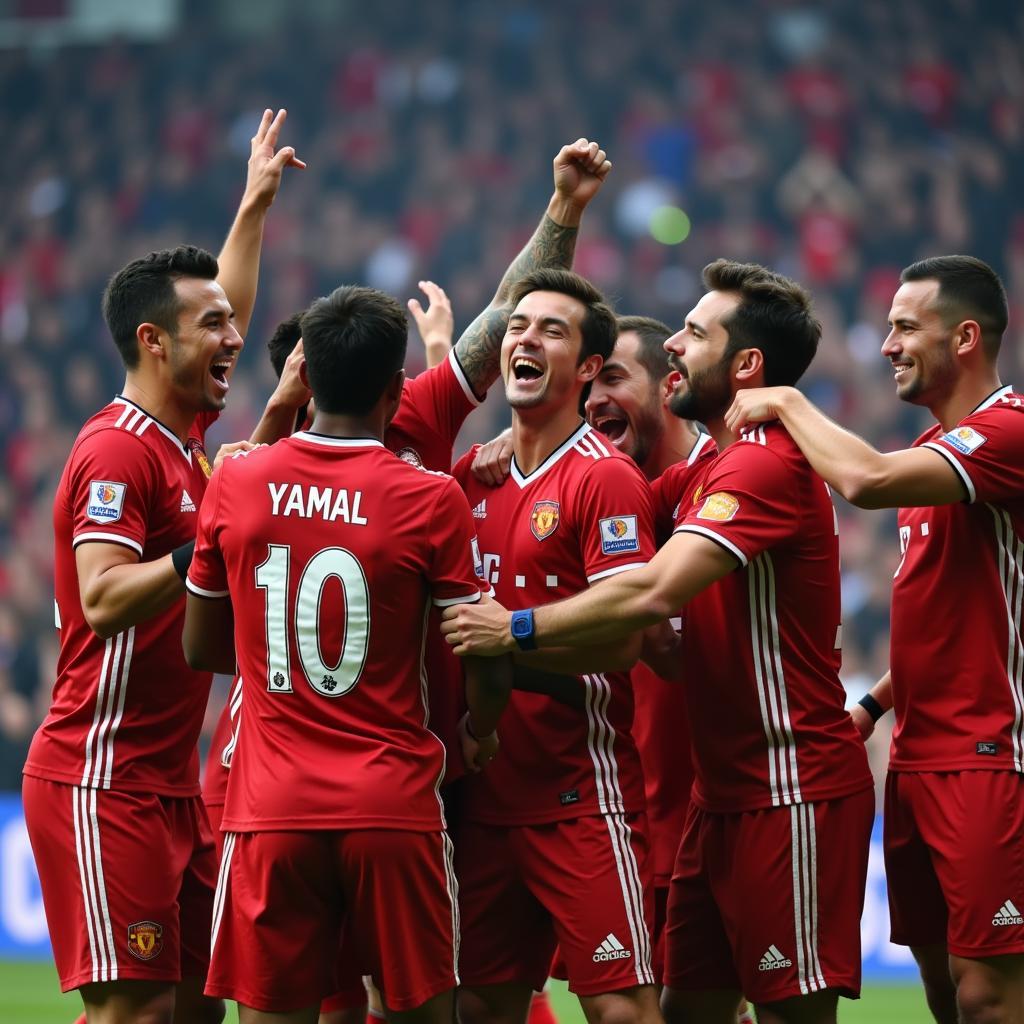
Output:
[512,402,585,475]
[643,417,701,480]
[705,415,736,452]
[308,411,384,442]
[929,369,1003,432]
[120,374,195,444]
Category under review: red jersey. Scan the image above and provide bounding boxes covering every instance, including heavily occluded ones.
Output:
[453,421,655,825]
[201,351,478,807]
[633,431,716,883]
[25,398,217,796]
[187,432,486,832]
[673,422,872,813]
[890,385,1024,773]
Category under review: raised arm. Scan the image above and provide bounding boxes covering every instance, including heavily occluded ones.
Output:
[725,387,966,509]
[217,108,305,339]
[453,138,612,396]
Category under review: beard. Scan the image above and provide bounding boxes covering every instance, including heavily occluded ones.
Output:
[668,355,733,424]
[896,337,958,406]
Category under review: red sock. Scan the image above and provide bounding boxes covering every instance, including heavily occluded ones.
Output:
[72,1016,87,1024]
[528,991,558,1024]
[366,1009,386,1024]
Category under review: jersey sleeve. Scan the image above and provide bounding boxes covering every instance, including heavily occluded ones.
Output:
[185,465,229,599]
[921,401,1024,504]
[574,457,656,584]
[425,476,488,607]
[69,429,159,557]
[674,443,799,566]
[396,352,480,453]
[651,465,688,546]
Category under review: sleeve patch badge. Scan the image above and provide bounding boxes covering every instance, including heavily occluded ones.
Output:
[472,536,485,579]
[942,426,987,455]
[531,500,560,541]
[600,515,640,554]
[696,491,739,522]
[86,480,127,523]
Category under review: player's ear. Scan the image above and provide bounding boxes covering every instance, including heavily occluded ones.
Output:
[136,322,167,360]
[299,360,311,390]
[954,319,983,358]
[732,347,764,387]
[577,354,603,384]
[662,369,682,404]
[385,368,405,402]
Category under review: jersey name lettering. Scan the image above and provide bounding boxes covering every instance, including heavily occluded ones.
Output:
[268,482,368,525]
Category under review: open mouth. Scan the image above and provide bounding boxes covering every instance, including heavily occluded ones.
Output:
[594,415,628,442]
[891,360,912,381]
[512,356,544,382]
[210,359,232,391]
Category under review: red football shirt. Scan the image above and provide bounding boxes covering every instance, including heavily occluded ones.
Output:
[673,423,872,813]
[25,398,218,796]
[890,385,1024,773]
[187,432,485,832]
[632,430,716,884]
[201,351,478,806]
[453,421,655,825]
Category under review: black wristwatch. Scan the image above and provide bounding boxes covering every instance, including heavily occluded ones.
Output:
[510,608,537,651]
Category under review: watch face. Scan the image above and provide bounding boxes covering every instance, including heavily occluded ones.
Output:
[512,617,529,637]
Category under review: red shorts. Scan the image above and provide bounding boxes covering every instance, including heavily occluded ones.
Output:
[456,814,655,996]
[664,790,873,1004]
[885,770,1024,958]
[206,829,458,1013]
[22,776,217,991]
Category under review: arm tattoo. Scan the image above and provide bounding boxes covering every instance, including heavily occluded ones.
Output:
[454,214,579,397]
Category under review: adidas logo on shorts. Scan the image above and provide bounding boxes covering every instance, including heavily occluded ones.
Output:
[593,933,632,962]
[759,945,793,971]
[993,900,1024,927]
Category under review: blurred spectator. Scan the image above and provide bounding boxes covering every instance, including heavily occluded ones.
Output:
[1,0,1022,795]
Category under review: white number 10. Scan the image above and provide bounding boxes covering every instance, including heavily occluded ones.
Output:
[254,544,370,698]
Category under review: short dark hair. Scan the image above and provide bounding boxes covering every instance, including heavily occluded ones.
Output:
[900,255,1008,359]
[702,259,821,387]
[509,268,617,364]
[267,312,303,378]
[616,315,672,384]
[300,286,407,415]
[101,246,219,369]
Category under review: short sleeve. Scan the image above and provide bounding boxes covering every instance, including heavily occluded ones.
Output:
[186,466,229,599]
[449,446,479,491]
[574,457,656,584]
[426,477,488,607]
[675,443,798,567]
[70,430,158,558]
[391,352,480,461]
[921,401,1024,504]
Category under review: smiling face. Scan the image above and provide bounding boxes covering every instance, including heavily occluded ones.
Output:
[585,330,668,468]
[501,289,593,412]
[164,277,244,412]
[882,279,958,406]
[664,290,740,423]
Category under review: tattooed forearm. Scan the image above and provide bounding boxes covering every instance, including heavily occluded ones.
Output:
[454,214,579,396]
[494,214,579,305]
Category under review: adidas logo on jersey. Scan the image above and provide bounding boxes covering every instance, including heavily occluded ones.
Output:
[759,945,793,971]
[993,901,1024,926]
[593,933,632,962]
[472,499,487,520]
[180,489,197,512]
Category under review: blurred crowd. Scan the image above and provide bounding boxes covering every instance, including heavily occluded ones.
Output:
[1,0,1023,789]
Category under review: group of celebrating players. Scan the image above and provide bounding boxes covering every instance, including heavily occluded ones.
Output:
[19,108,1024,1024]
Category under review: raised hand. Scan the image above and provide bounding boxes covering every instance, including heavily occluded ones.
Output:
[441,597,514,657]
[724,386,794,434]
[244,108,307,210]
[471,428,514,487]
[407,281,454,369]
[553,138,612,211]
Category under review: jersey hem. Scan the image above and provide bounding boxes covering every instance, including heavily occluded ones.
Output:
[22,764,201,798]
[689,776,874,814]
[462,802,645,827]
[888,759,1022,774]
[220,815,444,832]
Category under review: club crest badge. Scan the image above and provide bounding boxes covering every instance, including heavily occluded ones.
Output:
[187,439,213,479]
[127,920,163,961]
[531,500,560,541]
